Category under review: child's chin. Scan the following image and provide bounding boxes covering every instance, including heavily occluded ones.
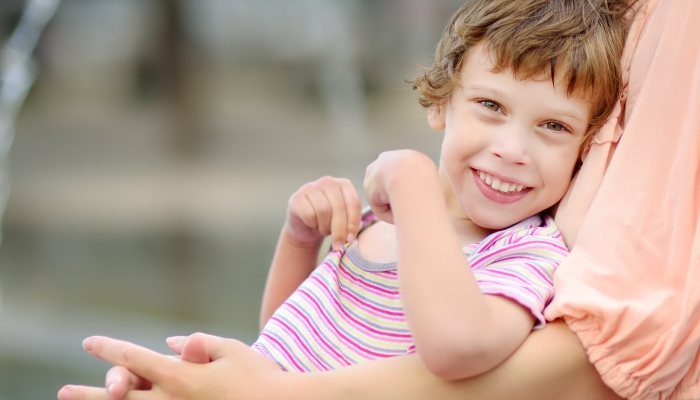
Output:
[470,213,524,230]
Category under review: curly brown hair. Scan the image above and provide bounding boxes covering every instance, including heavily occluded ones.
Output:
[413,0,633,149]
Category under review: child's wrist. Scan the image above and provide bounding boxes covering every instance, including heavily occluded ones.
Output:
[280,226,325,250]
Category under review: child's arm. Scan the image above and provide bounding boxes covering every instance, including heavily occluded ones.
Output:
[364,150,536,380]
[259,176,362,330]
[260,229,325,330]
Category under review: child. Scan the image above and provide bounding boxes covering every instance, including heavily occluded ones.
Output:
[253,0,628,380]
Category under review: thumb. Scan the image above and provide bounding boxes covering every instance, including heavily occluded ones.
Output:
[168,332,238,362]
[180,333,210,363]
[166,334,210,363]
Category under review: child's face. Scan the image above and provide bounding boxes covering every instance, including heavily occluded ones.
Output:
[429,42,591,230]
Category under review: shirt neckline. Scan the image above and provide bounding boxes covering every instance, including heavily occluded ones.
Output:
[344,214,544,273]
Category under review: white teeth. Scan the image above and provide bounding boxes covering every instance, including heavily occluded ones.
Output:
[477,170,526,193]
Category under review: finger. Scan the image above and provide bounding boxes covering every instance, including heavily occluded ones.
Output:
[319,181,348,250]
[378,206,395,225]
[59,384,155,400]
[83,336,176,383]
[179,333,210,363]
[339,179,362,242]
[370,198,394,225]
[363,164,376,205]
[58,385,114,400]
[292,194,318,230]
[165,336,185,355]
[305,186,333,237]
[176,332,247,361]
[105,366,151,400]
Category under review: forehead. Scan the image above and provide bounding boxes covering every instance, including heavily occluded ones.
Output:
[459,43,592,125]
[463,42,595,103]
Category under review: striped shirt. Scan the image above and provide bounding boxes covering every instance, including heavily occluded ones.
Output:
[251,212,567,372]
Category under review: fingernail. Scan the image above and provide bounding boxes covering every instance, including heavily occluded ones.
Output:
[82,337,94,352]
[57,386,72,400]
[346,233,355,242]
[166,336,184,345]
[333,241,343,251]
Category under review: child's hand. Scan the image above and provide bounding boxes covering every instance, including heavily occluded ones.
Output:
[364,150,438,224]
[284,176,362,251]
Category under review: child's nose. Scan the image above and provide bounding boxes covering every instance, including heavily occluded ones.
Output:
[490,135,531,165]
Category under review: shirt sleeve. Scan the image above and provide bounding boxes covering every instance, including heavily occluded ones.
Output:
[471,221,567,329]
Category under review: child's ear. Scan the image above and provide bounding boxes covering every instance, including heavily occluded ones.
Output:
[427,103,446,131]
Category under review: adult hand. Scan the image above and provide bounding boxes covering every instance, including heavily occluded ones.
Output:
[97,334,210,400]
[285,176,362,251]
[57,333,283,400]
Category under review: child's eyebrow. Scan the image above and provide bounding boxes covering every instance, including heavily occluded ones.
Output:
[464,84,507,98]
[547,109,585,123]
[564,114,582,123]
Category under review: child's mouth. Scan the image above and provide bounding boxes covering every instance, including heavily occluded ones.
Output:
[472,169,531,204]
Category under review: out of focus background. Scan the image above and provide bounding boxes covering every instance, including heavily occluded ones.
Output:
[0,0,464,397]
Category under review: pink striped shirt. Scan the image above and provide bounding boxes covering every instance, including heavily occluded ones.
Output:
[252,212,566,372]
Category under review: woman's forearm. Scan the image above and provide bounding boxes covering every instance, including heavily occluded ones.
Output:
[60,321,621,400]
[276,321,621,400]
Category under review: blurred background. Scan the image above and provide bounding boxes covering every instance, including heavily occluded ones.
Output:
[0,0,464,397]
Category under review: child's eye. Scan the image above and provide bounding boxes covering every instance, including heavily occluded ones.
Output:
[480,100,501,113]
[542,122,568,132]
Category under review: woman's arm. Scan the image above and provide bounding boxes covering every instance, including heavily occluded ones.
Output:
[59,321,622,400]
[295,320,622,400]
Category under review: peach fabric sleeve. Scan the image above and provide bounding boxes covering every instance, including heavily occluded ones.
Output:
[544,0,700,399]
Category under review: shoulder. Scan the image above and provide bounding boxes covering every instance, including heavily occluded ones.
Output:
[354,208,398,264]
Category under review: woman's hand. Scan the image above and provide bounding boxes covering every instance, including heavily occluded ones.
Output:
[96,334,211,400]
[363,150,438,224]
[285,176,362,251]
[57,333,283,400]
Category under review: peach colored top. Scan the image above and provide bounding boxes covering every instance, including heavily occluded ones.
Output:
[545,0,700,399]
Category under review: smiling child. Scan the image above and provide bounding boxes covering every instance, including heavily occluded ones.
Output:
[252,0,628,380]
